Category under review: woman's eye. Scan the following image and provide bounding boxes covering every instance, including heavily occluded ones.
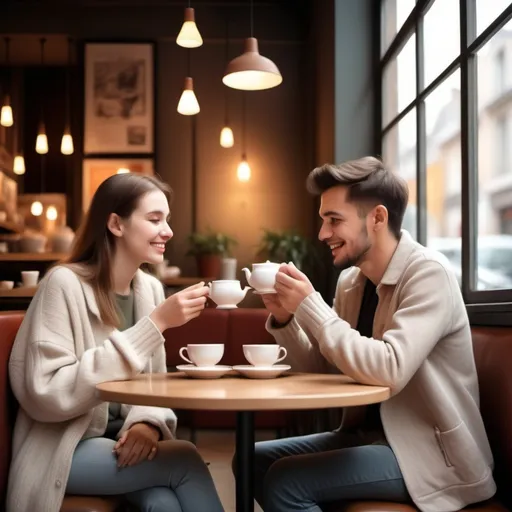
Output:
[150,219,160,224]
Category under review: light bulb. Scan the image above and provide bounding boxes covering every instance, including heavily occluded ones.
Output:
[220,126,234,148]
[176,8,203,48]
[177,77,200,115]
[117,167,130,174]
[31,201,43,216]
[0,104,13,127]
[61,133,74,155]
[237,159,251,182]
[13,155,25,175]
[46,205,58,221]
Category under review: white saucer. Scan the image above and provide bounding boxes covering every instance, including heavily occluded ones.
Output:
[215,304,238,309]
[233,364,291,379]
[176,365,233,379]
[252,290,277,295]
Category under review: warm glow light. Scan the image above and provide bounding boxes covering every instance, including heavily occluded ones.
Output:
[31,201,43,216]
[237,159,251,182]
[61,133,74,155]
[220,126,234,148]
[0,104,13,127]
[223,38,282,91]
[117,167,130,174]
[13,155,25,175]
[176,8,203,48]
[46,205,58,221]
[177,77,200,115]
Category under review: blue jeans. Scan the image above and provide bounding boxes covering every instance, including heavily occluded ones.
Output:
[66,437,224,512]
[252,430,410,512]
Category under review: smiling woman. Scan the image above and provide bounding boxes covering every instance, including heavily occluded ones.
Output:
[6,173,224,512]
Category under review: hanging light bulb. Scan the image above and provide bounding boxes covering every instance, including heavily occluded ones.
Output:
[220,126,234,148]
[36,123,48,154]
[0,98,13,127]
[117,167,130,174]
[60,128,74,155]
[237,155,251,182]
[223,37,282,91]
[177,77,200,115]
[13,155,25,175]
[31,201,43,217]
[46,205,58,221]
[177,7,203,48]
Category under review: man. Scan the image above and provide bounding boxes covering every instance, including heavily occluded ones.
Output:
[254,157,495,512]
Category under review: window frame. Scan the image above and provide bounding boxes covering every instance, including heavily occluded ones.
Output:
[379,0,512,322]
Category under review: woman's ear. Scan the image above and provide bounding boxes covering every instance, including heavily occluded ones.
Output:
[107,213,124,238]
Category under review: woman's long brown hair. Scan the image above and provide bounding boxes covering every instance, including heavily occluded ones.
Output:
[63,173,172,328]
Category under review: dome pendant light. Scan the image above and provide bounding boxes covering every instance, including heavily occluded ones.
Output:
[222,0,282,91]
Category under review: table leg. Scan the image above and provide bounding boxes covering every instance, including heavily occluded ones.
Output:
[235,411,255,512]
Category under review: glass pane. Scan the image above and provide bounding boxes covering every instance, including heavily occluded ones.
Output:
[381,0,416,56]
[424,0,460,87]
[476,0,512,38]
[382,108,417,238]
[425,70,462,286]
[476,21,512,291]
[382,33,416,126]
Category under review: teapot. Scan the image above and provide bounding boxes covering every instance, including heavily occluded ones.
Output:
[207,280,251,309]
[242,260,280,293]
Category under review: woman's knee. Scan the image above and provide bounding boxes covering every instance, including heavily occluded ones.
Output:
[159,440,204,465]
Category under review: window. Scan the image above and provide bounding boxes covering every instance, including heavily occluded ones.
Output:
[380,0,512,308]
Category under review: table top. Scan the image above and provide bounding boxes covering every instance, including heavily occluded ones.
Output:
[96,372,390,411]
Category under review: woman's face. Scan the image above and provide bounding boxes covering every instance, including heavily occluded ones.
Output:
[113,189,173,265]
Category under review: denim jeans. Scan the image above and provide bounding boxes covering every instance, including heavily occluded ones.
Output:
[66,437,225,512]
[250,430,410,512]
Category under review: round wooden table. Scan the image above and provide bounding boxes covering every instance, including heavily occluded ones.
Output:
[96,372,390,512]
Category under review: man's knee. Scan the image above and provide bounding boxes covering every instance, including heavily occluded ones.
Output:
[262,457,298,509]
[232,440,272,478]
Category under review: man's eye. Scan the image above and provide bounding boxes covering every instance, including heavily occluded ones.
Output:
[330,218,340,225]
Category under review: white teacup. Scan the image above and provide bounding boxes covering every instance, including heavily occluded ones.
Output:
[179,344,224,367]
[243,344,288,367]
[21,270,39,287]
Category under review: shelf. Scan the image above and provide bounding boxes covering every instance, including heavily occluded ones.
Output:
[0,221,22,235]
[0,286,37,298]
[0,252,67,262]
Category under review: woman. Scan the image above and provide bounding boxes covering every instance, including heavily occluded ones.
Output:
[7,174,225,512]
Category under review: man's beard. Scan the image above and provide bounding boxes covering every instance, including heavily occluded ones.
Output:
[334,227,371,271]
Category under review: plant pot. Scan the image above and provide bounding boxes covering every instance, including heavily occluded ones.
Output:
[196,254,222,279]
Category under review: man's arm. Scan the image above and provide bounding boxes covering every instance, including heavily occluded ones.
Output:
[294,259,456,394]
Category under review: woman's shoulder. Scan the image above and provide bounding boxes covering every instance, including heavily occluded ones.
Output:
[40,264,86,293]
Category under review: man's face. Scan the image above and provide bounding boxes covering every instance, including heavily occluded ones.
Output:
[318,186,373,270]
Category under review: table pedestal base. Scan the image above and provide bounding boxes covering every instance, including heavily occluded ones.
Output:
[236,411,255,512]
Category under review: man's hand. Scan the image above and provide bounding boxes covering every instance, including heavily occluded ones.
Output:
[261,292,293,326]
[113,422,160,468]
[274,262,315,314]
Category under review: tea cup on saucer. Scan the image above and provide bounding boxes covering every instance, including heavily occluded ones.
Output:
[243,344,287,367]
[179,344,224,367]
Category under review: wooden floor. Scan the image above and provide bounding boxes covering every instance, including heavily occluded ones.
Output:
[181,428,275,512]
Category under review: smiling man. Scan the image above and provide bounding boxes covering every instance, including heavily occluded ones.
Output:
[253,157,495,512]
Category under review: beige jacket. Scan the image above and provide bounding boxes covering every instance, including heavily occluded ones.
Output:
[7,265,177,512]
[268,231,496,512]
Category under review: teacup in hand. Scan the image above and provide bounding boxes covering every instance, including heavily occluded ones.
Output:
[243,344,287,367]
[179,344,224,367]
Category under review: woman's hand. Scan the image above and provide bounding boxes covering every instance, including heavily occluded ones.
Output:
[150,282,209,332]
[113,422,160,468]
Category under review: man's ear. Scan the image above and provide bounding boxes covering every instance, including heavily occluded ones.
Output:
[372,205,389,232]
[107,213,124,238]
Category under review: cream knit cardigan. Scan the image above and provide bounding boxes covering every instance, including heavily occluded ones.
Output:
[7,265,177,512]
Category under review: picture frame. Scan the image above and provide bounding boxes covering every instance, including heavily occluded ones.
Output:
[82,157,154,212]
[83,42,155,155]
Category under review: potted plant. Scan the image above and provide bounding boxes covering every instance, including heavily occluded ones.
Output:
[257,229,315,271]
[187,230,238,278]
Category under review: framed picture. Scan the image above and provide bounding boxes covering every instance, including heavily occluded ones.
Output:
[82,157,154,211]
[84,42,155,155]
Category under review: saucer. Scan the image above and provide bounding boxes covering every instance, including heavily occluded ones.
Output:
[233,364,291,379]
[176,365,233,379]
[215,304,238,309]
[253,290,277,295]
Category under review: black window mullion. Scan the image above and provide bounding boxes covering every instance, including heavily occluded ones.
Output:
[416,13,427,245]
[460,0,478,300]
